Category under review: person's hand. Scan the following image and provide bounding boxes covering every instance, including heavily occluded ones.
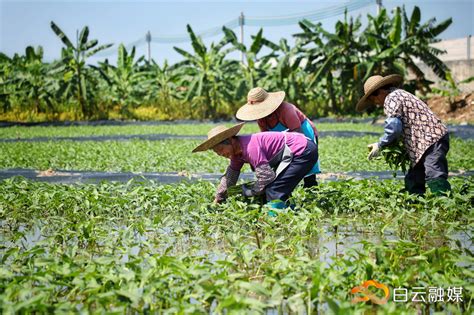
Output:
[242,184,254,197]
[367,143,380,160]
[214,197,222,204]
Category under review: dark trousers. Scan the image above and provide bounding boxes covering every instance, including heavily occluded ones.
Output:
[405,133,451,195]
[265,140,318,202]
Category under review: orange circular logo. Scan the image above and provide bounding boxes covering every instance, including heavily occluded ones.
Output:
[350,280,390,305]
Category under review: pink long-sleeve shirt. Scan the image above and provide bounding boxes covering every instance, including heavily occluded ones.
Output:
[229,132,308,171]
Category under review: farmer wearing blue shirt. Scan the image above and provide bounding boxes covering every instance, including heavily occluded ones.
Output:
[356,74,451,195]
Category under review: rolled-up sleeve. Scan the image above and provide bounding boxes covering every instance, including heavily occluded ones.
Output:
[379,117,403,147]
[215,166,240,202]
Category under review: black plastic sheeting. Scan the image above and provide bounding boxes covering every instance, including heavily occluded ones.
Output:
[446,125,474,140]
[1,168,472,185]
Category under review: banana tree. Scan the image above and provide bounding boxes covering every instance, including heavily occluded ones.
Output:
[92,44,149,117]
[50,21,112,118]
[171,25,240,119]
[359,6,452,94]
[0,47,56,114]
[16,46,56,113]
[145,60,181,117]
[400,5,453,92]
[258,37,310,108]
[0,53,15,113]
[295,12,365,115]
[221,27,277,103]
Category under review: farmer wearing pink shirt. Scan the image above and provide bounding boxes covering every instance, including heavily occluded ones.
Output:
[192,123,319,212]
[236,87,320,188]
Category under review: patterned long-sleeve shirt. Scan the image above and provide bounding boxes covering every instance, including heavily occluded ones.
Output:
[215,166,240,202]
[215,164,276,201]
[383,88,448,165]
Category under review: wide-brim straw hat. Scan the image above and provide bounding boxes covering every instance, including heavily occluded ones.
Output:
[356,74,403,112]
[236,87,285,121]
[192,122,245,153]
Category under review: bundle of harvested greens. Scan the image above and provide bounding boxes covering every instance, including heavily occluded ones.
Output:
[377,140,410,175]
[227,181,255,197]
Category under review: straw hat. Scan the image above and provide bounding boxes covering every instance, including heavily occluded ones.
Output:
[356,74,403,112]
[236,87,286,121]
[192,122,245,153]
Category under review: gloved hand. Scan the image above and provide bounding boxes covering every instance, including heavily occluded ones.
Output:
[242,184,254,197]
[367,143,380,160]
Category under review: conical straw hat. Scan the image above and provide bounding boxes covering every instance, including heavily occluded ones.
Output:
[356,74,403,112]
[192,122,245,153]
[236,87,285,121]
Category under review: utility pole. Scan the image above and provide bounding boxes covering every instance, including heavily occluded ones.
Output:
[468,35,471,63]
[239,12,245,64]
[376,0,382,14]
[146,31,152,63]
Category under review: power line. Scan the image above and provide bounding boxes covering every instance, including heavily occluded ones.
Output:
[246,0,372,26]
[95,0,373,57]
[151,18,240,44]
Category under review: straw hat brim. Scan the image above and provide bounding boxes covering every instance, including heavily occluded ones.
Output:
[356,74,403,112]
[192,122,245,153]
[236,91,285,121]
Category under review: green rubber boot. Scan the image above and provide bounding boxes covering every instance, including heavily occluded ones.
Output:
[427,178,451,196]
[265,200,285,217]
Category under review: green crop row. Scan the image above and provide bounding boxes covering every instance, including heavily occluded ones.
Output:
[0,122,384,139]
[0,177,472,314]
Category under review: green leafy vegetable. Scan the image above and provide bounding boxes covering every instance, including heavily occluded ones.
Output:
[378,140,410,174]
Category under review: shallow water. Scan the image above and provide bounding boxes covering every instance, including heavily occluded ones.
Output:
[5,220,471,267]
[1,168,472,184]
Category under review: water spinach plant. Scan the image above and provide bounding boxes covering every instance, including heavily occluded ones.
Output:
[378,140,411,175]
[0,177,472,313]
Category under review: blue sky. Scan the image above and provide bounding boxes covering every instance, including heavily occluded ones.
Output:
[1,0,473,65]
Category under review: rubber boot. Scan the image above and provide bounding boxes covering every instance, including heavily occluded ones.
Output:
[265,200,285,217]
[427,178,451,196]
[404,177,425,195]
[303,174,318,188]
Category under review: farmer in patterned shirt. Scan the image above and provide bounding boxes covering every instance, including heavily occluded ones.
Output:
[235,87,320,188]
[356,74,451,195]
[192,123,318,214]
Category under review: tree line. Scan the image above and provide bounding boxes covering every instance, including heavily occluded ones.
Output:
[0,6,453,121]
